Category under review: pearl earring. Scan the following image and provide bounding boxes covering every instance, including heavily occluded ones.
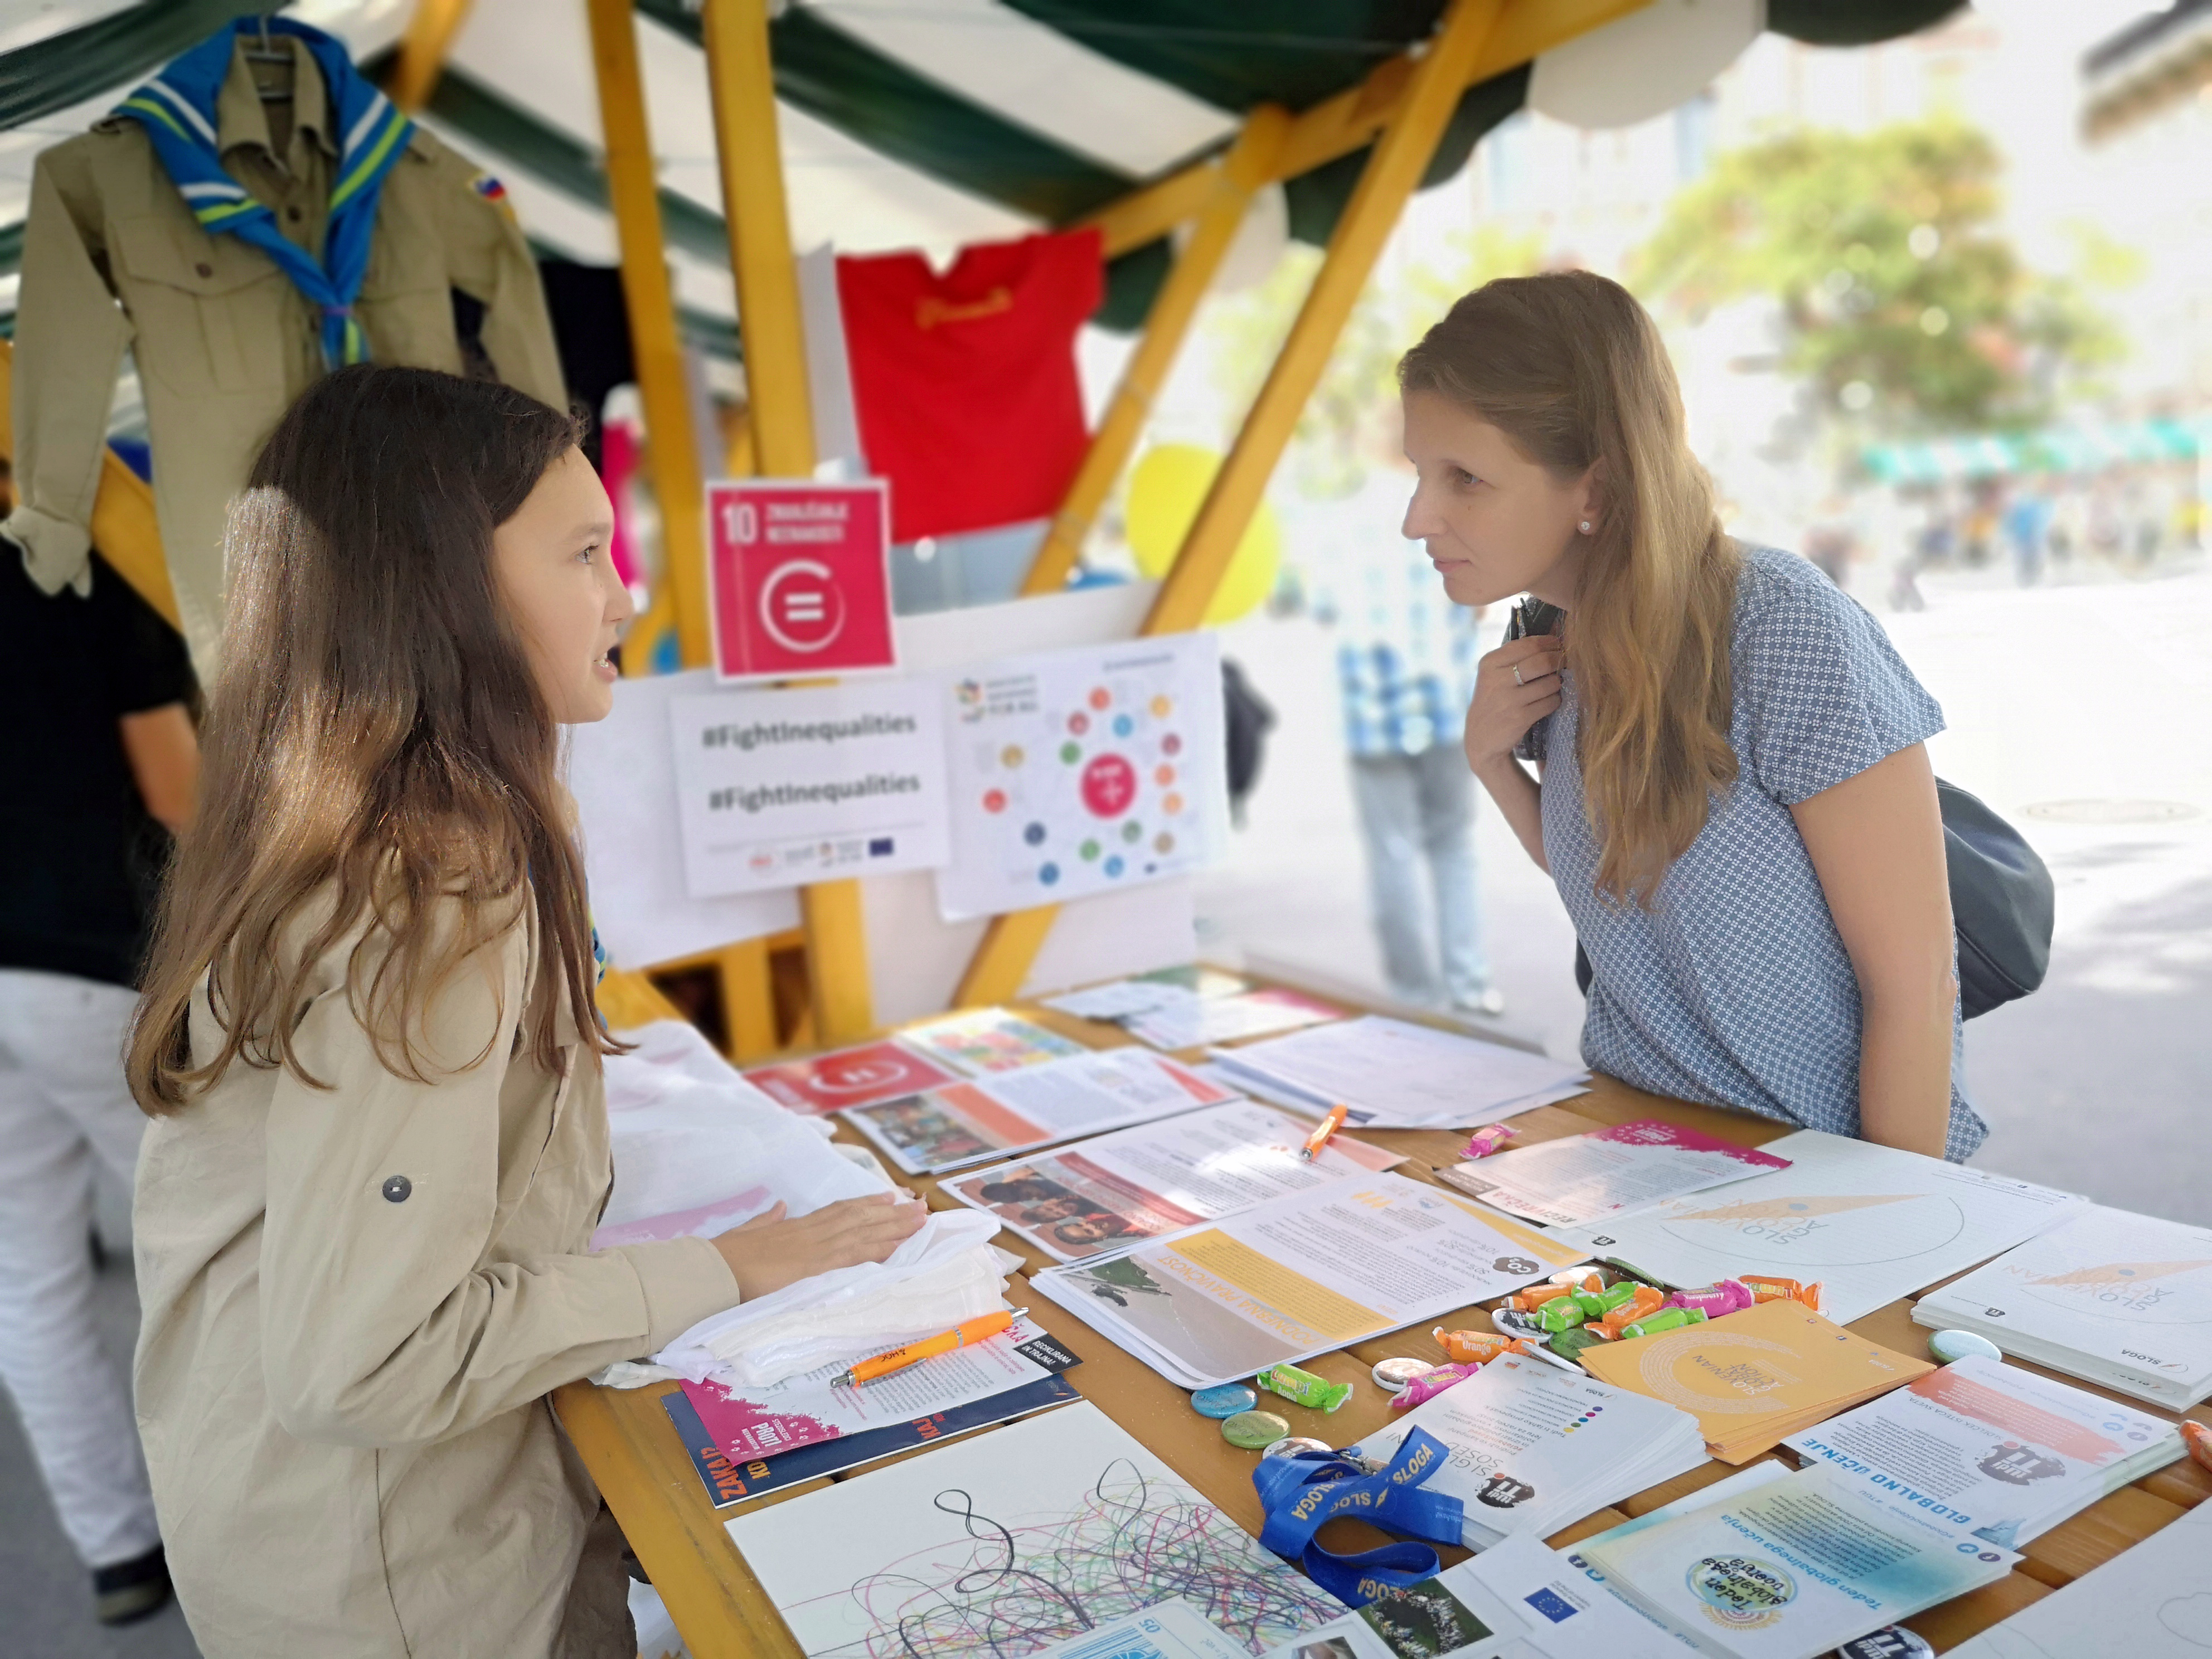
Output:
[1578,520,1592,533]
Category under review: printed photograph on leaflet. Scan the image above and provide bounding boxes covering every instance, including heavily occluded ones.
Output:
[841,1048,1240,1177]
[667,677,950,895]
[1782,1354,2182,1547]
[896,1007,1090,1075]
[1039,1173,1583,1388]
[942,1101,1402,1262]
[933,633,1229,921]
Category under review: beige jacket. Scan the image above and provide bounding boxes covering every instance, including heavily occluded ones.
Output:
[6,33,565,674]
[133,899,737,1657]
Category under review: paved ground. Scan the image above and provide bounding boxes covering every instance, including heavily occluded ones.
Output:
[1200,551,2212,1229]
[4,554,2203,1653]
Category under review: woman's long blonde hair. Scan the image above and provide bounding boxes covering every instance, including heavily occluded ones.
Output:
[1400,270,1740,905]
[127,367,618,1114]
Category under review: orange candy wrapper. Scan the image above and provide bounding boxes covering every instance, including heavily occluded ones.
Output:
[2182,1419,2212,1475]
[1741,1274,1824,1313]
[1433,1327,1514,1366]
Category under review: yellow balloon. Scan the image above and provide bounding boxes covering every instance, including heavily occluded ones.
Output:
[1123,443,1281,625]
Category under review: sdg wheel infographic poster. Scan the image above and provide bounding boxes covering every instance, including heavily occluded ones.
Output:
[933,635,1229,921]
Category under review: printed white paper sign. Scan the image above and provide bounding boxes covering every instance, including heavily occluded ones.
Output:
[669,679,950,896]
[933,633,1228,921]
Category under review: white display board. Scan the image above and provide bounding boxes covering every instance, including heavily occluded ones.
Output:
[668,678,949,895]
[932,631,1228,922]
[570,668,798,968]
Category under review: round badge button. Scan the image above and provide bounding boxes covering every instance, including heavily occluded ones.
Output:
[381,1175,412,1204]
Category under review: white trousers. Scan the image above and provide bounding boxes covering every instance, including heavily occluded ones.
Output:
[0,967,162,1568]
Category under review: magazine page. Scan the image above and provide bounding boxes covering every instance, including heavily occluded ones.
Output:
[940,1102,1402,1261]
[1032,1173,1589,1388]
[841,1049,1238,1175]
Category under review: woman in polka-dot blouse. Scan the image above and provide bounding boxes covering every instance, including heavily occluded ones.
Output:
[1394,272,1979,1163]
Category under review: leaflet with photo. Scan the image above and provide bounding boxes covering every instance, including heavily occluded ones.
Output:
[1438,1119,1791,1229]
[1031,1172,1588,1389]
[941,1101,1403,1262]
[895,1007,1091,1075]
[841,1047,1239,1176]
[1782,1354,2183,1547]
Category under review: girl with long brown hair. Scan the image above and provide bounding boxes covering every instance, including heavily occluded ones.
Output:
[125,366,921,1656]
[1399,271,1977,1161]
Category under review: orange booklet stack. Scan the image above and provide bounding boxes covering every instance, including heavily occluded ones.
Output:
[1579,1298,1933,1462]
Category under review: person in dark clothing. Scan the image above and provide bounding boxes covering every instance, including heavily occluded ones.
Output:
[0,543,197,1625]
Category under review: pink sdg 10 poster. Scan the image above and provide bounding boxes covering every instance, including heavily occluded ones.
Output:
[933,634,1228,921]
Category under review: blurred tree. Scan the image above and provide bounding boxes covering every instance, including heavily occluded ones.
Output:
[1210,224,1546,496]
[1631,119,2128,432]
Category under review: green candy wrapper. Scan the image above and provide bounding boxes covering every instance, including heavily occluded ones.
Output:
[1254,1361,1353,1413]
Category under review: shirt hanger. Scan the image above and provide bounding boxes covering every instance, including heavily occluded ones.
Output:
[242,13,294,103]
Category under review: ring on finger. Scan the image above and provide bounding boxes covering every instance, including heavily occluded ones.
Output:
[1512,664,1524,686]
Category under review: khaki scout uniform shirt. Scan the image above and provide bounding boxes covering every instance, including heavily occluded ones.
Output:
[133,899,738,1657]
[5,35,566,674]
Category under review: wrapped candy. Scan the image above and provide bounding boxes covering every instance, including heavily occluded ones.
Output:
[1389,1362,1478,1411]
[1433,1328,1513,1366]
[1664,1279,1754,1319]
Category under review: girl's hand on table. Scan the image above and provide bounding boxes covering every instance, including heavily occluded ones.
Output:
[710,1191,926,1301]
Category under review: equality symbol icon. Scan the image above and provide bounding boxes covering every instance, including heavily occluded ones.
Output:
[758,559,845,654]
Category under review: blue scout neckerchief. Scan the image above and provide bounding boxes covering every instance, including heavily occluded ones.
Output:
[115,17,414,368]
[1253,1428,1466,1608]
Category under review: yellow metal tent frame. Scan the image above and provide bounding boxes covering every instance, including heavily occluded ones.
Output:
[0,0,1648,1060]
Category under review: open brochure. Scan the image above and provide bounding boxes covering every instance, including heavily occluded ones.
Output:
[1782,1354,2183,1547]
[1204,1016,1589,1130]
[940,1100,1402,1261]
[1557,1131,2087,1325]
[1030,1172,1589,1389]
[840,1047,1239,1176]
[1340,1354,1708,1550]
[1912,1203,2212,1410]
[1438,1119,1791,1230]
[1576,1463,2020,1659]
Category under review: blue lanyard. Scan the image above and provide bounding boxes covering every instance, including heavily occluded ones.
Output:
[1253,1428,1465,1607]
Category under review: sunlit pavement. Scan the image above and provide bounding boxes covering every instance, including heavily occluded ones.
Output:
[1201,552,2212,1228]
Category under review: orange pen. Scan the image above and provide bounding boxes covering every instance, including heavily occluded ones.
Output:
[835,1309,1021,1387]
[1301,1104,1350,1162]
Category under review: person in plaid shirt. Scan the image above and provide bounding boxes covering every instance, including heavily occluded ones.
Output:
[1305,458,1502,1017]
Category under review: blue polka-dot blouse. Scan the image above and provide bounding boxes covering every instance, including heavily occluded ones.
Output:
[1529,542,1986,1161]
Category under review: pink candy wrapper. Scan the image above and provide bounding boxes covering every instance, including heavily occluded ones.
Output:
[1388,1362,1480,1411]
[1664,1278,1754,1318]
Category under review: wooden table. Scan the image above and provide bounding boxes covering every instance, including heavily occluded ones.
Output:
[555,994,2211,1658]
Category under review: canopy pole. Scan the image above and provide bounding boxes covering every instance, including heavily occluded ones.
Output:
[956,0,1510,1009]
[586,0,713,673]
[1020,105,1291,598]
[700,0,876,1047]
[386,0,476,114]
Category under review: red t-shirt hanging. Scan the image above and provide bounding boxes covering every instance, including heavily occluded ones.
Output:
[836,228,1102,544]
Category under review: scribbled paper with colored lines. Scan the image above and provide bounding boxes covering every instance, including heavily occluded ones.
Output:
[1556,1129,2085,1325]
[726,1402,1341,1658]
